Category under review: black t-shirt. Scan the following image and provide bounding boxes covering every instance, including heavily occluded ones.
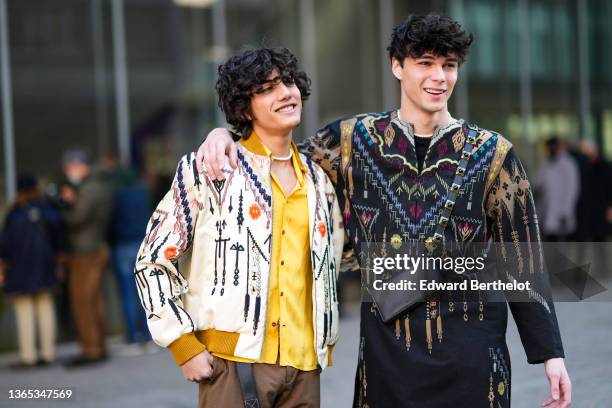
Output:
[414,135,431,172]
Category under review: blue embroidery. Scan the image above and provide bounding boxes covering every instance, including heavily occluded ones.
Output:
[237,150,272,207]
[176,158,193,243]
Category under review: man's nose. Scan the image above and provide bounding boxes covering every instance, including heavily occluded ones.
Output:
[276,82,292,100]
[430,64,446,82]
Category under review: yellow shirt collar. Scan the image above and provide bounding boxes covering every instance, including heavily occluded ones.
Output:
[240,131,307,185]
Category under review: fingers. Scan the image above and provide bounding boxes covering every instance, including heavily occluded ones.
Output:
[208,143,222,180]
[228,143,238,169]
[214,143,226,181]
[542,396,560,408]
[196,142,206,174]
[548,372,561,401]
[205,144,217,180]
[560,373,572,407]
[181,351,214,383]
[196,128,235,178]
[184,365,213,383]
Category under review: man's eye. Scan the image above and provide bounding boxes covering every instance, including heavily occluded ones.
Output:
[419,61,431,66]
[254,87,272,94]
[444,63,457,69]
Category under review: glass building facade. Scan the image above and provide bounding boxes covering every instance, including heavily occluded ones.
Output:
[1,0,611,207]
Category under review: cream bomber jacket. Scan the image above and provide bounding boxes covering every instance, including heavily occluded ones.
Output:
[134,146,343,369]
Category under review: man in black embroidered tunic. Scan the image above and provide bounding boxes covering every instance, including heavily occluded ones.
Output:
[196,14,571,408]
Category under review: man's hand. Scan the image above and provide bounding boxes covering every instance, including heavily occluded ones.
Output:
[196,128,238,180]
[542,358,571,407]
[181,350,215,383]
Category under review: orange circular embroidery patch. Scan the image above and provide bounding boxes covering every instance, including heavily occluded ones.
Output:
[249,203,261,220]
[164,246,178,260]
[318,223,326,237]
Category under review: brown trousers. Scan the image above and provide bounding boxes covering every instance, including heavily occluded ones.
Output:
[68,246,109,359]
[198,358,320,408]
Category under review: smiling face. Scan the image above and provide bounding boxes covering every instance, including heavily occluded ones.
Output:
[392,52,458,117]
[249,68,302,137]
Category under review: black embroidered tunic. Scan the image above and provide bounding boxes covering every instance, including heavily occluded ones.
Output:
[299,111,565,408]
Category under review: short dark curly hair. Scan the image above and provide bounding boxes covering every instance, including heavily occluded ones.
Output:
[388,14,474,65]
[215,47,311,138]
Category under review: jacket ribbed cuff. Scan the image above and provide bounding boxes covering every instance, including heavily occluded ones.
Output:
[168,333,207,366]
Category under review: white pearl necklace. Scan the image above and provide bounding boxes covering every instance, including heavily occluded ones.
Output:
[271,149,293,161]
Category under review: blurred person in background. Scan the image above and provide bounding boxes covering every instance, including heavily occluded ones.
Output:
[101,152,152,345]
[568,140,612,279]
[535,136,580,242]
[0,174,65,368]
[61,149,113,367]
[568,139,595,243]
[572,140,612,242]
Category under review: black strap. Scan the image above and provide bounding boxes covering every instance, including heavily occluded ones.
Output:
[236,362,260,408]
[425,126,479,254]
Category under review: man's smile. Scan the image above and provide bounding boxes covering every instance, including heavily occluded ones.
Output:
[274,103,298,113]
[424,88,446,95]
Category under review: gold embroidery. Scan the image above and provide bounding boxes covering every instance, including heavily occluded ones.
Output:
[452,128,466,152]
[395,318,401,339]
[384,124,395,147]
[485,136,512,195]
[488,373,495,407]
[426,318,433,354]
[404,315,411,350]
[498,381,505,396]
[390,234,402,249]
[340,118,357,220]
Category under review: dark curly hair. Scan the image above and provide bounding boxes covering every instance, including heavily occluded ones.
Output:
[215,47,311,138]
[387,14,474,65]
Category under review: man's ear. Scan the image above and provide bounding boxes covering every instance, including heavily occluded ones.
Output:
[391,58,403,81]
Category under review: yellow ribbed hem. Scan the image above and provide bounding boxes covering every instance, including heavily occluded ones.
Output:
[169,329,241,366]
[168,330,329,369]
[168,333,207,366]
[196,329,240,355]
[212,352,256,364]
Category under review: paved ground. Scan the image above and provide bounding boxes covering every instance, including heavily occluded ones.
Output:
[0,301,610,407]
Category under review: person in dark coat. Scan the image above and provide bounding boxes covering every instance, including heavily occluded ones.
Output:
[0,174,65,367]
[101,152,151,344]
[61,149,114,367]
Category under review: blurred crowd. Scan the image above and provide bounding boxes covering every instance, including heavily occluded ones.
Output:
[0,149,155,369]
[534,136,612,243]
[0,135,611,371]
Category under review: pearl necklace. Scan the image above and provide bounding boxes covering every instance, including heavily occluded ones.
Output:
[271,149,293,161]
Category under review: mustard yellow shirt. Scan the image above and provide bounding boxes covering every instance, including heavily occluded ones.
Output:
[213,133,318,370]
